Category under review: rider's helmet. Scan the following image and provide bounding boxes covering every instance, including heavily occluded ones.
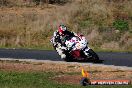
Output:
[58,24,67,35]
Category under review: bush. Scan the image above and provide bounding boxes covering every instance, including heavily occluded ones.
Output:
[113,19,129,31]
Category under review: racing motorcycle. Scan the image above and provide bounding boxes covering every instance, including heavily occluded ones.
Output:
[51,34,100,62]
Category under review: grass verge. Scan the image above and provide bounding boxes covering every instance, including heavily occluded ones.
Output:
[0,71,131,88]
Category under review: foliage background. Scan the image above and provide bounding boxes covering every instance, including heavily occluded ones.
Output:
[0,0,132,51]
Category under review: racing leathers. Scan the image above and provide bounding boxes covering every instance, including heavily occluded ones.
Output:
[52,30,77,59]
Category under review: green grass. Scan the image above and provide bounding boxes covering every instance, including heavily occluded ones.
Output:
[0,71,131,88]
[1,45,132,53]
[94,48,132,53]
[0,44,54,50]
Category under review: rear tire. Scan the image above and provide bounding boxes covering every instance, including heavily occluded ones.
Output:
[88,49,99,61]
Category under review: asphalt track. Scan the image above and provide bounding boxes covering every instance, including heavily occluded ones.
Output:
[0,49,132,67]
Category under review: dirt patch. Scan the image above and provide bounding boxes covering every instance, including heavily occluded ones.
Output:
[0,60,132,85]
[0,60,118,72]
[53,71,132,85]
[53,75,82,85]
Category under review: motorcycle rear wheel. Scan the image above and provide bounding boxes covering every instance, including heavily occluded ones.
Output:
[87,49,99,62]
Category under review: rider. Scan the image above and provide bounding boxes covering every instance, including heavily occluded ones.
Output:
[52,24,78,59]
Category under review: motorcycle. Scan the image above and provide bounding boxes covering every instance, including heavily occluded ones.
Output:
[51,34,100,62]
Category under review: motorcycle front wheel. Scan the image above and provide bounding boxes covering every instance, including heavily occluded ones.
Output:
[63,50,73,62]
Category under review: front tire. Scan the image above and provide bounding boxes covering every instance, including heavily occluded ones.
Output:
[63,51,73,62]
